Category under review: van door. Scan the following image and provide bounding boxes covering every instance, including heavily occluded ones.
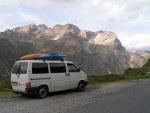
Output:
[67,63,81,89]
[11,62,28,92]
[49,63,69,92]
[30,62,50,91]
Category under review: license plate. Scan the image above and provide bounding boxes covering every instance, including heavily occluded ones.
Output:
[12,82,18,86]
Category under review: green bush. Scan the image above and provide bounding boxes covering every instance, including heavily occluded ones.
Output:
[88,74,125,85]
[0,79,10,92]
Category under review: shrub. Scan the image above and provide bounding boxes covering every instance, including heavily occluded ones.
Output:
[0,79,10,92]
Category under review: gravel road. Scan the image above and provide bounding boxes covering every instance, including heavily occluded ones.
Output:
[0,80,141,113]
[66,79,150,113]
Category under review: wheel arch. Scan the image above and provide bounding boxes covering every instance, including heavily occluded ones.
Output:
[38,84,49,93]
[78,80,86,84]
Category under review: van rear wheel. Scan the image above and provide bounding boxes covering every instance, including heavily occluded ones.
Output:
[37,86,48,99]
[77,81,86,92]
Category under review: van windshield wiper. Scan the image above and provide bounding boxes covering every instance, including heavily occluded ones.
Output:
[16,65,21,78]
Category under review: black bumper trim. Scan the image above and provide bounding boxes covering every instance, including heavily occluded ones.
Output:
[12,87,38,95]
[25,87,38,95]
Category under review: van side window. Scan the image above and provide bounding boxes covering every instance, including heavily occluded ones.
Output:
[50,63,66,73]
[32,63,48,74]
[67,63,78,72]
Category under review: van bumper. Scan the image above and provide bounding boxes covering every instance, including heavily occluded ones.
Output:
[25,87,38,95]
[11,87,38,95]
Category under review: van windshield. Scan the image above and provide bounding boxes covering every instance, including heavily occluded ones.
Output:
[12,62,28,74]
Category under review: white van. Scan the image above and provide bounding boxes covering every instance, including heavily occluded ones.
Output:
[11,60,88,98]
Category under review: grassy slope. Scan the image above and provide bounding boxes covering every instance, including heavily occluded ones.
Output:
[0,79,11,98]
[123,59,150,80]
[88,74,125,85]
[89,59,150,85]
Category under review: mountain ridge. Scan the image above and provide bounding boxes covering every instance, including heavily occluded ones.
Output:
[0,23,149,76]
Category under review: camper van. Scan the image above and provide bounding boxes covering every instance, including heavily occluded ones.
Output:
[11,60,88,98]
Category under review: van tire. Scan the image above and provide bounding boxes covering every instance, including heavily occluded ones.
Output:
[77,81,86,92]
[37,86,48,99]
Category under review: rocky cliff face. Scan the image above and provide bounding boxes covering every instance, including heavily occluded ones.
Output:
[0,23,149,76]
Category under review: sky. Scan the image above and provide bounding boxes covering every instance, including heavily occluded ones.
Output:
[0,0,149,51]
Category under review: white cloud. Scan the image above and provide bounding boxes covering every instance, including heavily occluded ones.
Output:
[0,0,21,7]
[92,0,100,5]
[0,0,149,50]
[0,11,43,31]
[0,0,75,8]
[18,12,43,24]
[122,34,150,50]
[125,0,150,12]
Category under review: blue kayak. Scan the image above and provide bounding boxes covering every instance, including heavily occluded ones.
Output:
[37,53,66,60]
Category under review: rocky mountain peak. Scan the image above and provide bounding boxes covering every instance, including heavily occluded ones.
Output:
[78,30,87,38]
[29,23,36,27]
[92,31,117,45]
[53,23,80,37]
[65,23,80,30]
[53,23,79,30]
[88,31,125,51]
[12,23,38,33]
[0,23,149,75]
[38,24,48,32]
[2,23,126,51]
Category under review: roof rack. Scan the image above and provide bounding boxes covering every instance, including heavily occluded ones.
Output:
[40,58,65,62]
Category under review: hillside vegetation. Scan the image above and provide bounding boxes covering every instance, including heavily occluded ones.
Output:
[89,59,150,84]
[0,38,36,77]
[123,59,150,80]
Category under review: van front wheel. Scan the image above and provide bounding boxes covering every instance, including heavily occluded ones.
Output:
[37,86,48,99]
[77,82,86,92]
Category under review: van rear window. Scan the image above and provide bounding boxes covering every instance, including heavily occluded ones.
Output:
[12,62,28,74]
[50,63,66,73]
[32,63,48,74]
